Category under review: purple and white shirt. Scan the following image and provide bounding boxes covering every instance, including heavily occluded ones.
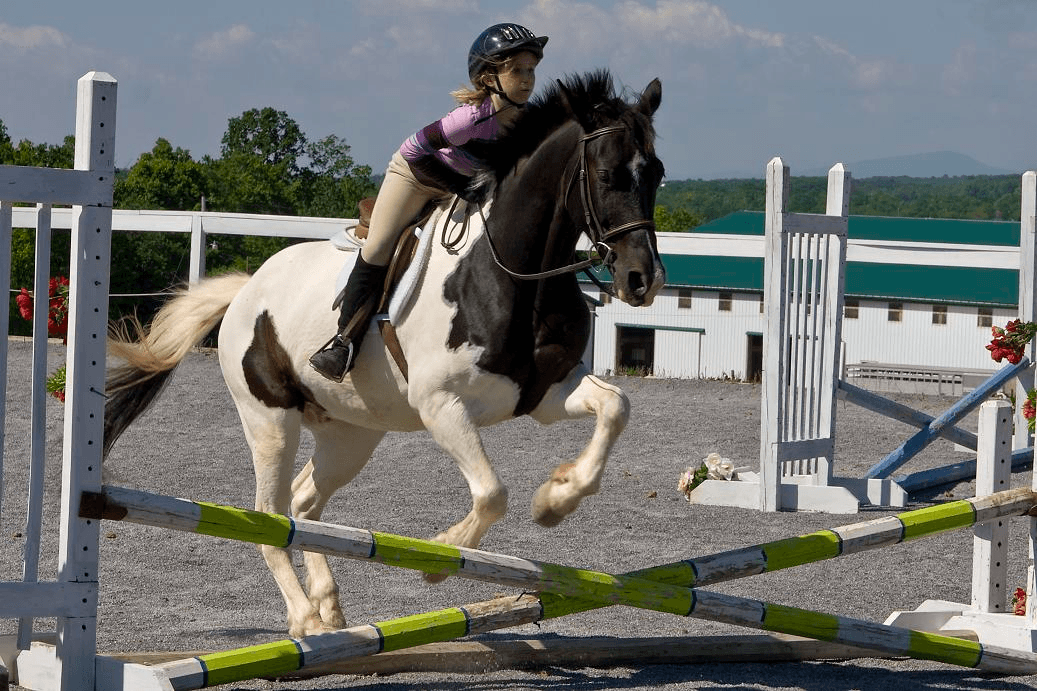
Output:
[399,99,500,180]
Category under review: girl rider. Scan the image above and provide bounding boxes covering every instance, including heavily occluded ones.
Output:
[310,22,548,381]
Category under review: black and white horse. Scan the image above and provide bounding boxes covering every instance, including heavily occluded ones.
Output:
[104,70,665,637]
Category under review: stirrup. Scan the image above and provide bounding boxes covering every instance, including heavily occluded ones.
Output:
[309,336,356,382]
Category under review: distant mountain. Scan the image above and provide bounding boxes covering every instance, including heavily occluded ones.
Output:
[805,151,1013,178]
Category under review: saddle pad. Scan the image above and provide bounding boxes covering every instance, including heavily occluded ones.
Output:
[330,223,365,251]
[388,223,435,323]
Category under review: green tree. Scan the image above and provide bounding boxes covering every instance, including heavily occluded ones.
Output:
[654,205,705,233]
[0,119,12,162]
[220,107,306,174]
[295,134,376,218]
[114,138,208,210]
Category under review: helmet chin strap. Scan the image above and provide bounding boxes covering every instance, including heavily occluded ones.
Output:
[489,74,526,110]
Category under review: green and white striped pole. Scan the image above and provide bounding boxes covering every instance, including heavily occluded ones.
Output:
[84,485,1037,686]
[545,486,1037,616]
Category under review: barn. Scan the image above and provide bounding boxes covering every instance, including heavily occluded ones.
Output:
[580,211,1020,385]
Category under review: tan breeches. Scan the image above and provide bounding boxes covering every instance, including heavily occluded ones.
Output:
[362,151,448,266]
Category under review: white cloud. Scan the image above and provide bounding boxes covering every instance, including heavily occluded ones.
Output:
[526,0,783,50]
[351,0,476,12]
[193,24,256,61]
[0,23,68,52]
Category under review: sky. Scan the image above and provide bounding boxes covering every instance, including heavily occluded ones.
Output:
[1,0,1035,180]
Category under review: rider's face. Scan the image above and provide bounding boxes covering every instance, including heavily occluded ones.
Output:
[492,51,539,105]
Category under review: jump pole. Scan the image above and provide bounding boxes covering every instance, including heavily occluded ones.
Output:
[82,485,1037,684]
[865,356,1031,480]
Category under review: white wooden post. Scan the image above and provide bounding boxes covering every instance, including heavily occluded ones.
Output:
[189,212,206,283]
[760,158,789,511]
[1018,172,1037,634]
[1017,171,1036,453]
[0,201,11,523]
[972,400,1011,613]
[19,204,54,650]
[54,71,117,690]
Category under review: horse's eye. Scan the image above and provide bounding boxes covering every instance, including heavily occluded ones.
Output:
[596,169,610,186]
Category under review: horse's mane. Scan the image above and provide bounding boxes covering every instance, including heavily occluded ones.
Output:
[466,68,656,190]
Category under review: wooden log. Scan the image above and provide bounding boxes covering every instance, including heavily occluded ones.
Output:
[107,633,902,678]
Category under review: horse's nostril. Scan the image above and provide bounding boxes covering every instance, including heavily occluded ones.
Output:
[628,272,647,296]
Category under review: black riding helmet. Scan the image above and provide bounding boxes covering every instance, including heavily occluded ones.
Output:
[468,23,548,82]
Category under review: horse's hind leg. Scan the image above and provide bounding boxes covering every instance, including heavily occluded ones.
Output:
[527,364,630,526]
[291,421,384,630]
[237,404,324,637]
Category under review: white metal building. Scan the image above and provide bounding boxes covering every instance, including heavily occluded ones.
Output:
[580,212,1019,382]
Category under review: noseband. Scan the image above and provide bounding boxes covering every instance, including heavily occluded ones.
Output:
[480,124,655,281]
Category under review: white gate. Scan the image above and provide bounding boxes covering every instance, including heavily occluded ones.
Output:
[0,71,116,691]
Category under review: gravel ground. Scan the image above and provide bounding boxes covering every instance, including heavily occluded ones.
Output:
[3,338,1036,690]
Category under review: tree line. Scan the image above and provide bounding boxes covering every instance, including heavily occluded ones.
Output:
[653,174,1026,232]
[3,108,377,334]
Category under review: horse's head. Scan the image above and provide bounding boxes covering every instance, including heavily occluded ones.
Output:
[556,74,666,307]
[467,70,666,307]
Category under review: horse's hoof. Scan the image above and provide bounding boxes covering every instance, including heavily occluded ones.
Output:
[290,613,330,639]
[322,610,347,630]
[531,484,567,527]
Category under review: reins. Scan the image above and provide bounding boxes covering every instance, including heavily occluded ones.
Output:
[444,124,654,283]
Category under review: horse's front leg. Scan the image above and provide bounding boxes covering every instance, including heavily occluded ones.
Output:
[528,364,630,527]
[417,392,508,578]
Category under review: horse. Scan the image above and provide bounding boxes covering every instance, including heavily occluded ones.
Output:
[104,69,666,638]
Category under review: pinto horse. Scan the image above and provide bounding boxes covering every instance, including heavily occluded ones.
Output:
[104,70,665,637]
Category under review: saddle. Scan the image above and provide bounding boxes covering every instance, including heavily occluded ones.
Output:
[354,196,438,381]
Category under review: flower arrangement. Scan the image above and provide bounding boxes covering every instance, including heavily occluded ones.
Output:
[679,453,741,500]
[987,319,1037,432]
[1013,587,1027,616]
[14,276,70,401]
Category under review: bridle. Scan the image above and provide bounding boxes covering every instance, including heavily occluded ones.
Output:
[475,123,656,281]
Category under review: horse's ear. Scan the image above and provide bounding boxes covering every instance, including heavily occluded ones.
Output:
[557,78,595,132]
[638,78,662,117]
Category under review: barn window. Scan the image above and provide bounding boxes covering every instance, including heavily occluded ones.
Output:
[977,308,993,328]
[932,305,947,325]
[718,291,732,312]
[844,299,859,319]
[678,289,692,309]
[887,302,902,322]
[759,293,764,314]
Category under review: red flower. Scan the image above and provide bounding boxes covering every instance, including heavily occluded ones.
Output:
[1024,397,1036,422]
[16,288,33,321]
[987,320,1037,364]
[15,277,70,340]
[1013,587,1027,616]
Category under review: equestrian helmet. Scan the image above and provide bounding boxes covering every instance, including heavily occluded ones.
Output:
[468,23,548,81]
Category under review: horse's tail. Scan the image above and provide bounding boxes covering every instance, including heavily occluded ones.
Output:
[103,272,251,458]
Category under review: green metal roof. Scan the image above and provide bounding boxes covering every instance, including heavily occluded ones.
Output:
[583,212,1020,307]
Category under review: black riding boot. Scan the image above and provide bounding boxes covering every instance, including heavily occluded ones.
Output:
[309,254,389,381]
